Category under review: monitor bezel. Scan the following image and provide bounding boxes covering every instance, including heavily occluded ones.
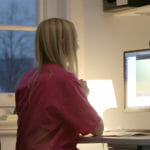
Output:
[124,49,150,112]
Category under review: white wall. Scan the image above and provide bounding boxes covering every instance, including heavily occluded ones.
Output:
[65,0,150,131]
[46,0,150,149]
[81,0,150,130]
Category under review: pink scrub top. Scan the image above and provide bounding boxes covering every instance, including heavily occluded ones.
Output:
[15,64,101,150]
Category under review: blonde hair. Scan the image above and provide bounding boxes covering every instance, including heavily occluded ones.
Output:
[35,18,78,75]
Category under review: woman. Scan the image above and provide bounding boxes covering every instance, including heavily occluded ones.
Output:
[15,18,104,150]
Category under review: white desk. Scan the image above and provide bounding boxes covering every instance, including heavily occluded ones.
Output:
[79,136,150,150]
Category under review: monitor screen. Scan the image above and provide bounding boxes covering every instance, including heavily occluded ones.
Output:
[124,49,150,109]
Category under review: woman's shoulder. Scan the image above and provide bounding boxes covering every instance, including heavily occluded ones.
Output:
[15,68,36,93]
[21,68,37,82]
[44,64,77,79]
[45,64,79,85]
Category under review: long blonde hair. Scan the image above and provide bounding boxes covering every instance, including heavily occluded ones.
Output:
[35,18,78,75]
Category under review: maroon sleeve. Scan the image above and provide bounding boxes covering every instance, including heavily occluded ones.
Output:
[57,73,101,135]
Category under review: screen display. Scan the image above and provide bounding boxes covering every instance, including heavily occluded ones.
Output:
[124,49,150,109]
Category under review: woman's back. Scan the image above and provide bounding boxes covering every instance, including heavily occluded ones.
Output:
[16,64,100,150]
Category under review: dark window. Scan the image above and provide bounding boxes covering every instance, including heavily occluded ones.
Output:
[0,0,37,93]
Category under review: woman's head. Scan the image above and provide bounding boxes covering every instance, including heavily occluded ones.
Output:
[35,18,78,74]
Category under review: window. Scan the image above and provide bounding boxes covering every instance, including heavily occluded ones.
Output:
[0,0,46,108]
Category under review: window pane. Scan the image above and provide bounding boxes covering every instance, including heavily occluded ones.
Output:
[0,30,35,93]
[0,0,37,26]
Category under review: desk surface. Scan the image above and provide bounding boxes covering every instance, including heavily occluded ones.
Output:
[79,136,150,145]
[0,129,150,146]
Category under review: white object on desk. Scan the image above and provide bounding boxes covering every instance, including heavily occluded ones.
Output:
[87,80,117,117]
[0,118,17,150]
[0,130,17,150]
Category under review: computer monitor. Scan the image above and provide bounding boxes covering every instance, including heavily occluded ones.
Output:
[124,49,150,110]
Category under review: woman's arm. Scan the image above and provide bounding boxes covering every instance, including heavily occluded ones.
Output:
[79,79,104,136]
[59,75,104,136]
